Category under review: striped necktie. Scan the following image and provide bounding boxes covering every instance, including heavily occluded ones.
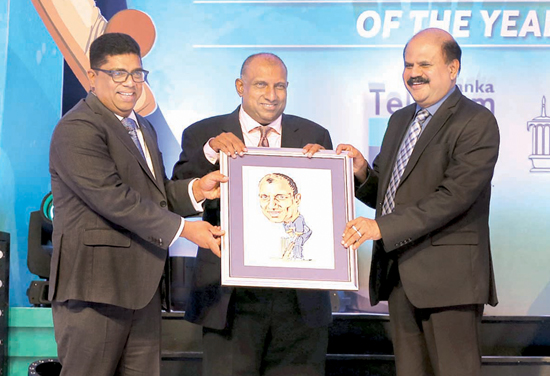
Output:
[382,109,430,215]
[122,117,146,159]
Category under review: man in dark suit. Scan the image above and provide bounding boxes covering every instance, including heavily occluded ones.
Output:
[49,33,225,376]
[172,53,333,376]
[339,28,499,376]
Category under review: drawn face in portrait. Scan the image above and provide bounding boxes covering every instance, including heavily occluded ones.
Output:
[243,166,334,269]
[258,174,301,224]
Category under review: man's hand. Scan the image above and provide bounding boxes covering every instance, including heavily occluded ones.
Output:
[341,217,381,250]
[209,132,247,158]
[336,144,369,183]
[180,221,224,257]
[192,171,228,202]
[302,143,326,158]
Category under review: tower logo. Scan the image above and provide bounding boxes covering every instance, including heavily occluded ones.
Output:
[527,97,550,172]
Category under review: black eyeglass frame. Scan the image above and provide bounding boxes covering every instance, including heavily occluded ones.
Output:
[91,67,149,83]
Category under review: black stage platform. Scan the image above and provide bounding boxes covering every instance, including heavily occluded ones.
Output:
[160,312,550,376]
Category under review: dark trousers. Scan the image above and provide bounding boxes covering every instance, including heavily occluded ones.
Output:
[388,282,483,376]
[52,289,161,376]
[203,288,329,376]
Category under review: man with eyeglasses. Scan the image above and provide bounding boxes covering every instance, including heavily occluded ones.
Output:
[48,32,226,376]
[258,173,312,260]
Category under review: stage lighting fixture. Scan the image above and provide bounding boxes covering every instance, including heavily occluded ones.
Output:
[41,192,54,223]
[27,192,54,306]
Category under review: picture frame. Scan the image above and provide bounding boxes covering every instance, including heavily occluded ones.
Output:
[220,147,358,290]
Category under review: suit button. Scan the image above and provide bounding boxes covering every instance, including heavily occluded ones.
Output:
[160,201,167,207]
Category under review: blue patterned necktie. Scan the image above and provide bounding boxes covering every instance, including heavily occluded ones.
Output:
[122,117,146,159]
[382,109,430,215]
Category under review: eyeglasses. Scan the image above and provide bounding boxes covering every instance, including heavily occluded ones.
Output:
[92,68,149,83]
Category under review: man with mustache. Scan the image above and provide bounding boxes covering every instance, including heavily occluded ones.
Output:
[338,28,500,376]
[172,53,332,376]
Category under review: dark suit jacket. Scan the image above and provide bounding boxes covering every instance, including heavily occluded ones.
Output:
[49,92,197,310]
[172,106,333,330]
[356,88,499,309]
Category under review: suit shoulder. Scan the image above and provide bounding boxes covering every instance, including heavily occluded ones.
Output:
[59,99,92,121]
[458,95,496,118]
[283,114,329,132]
[389,103,416,119]
[53,100,98,134]
[183,113,232,136]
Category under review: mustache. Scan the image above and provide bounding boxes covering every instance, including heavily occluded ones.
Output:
[407,76,429,86]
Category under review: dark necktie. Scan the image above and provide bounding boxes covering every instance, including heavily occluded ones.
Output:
[122,117,146,159]
[382,109,430,215]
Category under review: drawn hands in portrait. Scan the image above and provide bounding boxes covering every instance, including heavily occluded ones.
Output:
[209,132,247,158]
[342,217,381,250]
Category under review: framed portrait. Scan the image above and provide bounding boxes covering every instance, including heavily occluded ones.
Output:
[220,147,358,290]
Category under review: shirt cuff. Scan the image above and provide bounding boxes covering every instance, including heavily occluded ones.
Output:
[203,138,219,165]
[170,218,186,247]
[188,178,205,212]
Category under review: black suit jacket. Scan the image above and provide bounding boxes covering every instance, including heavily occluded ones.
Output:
[356,88,499,309]
[172,106,333,329]
[49,92,197,309]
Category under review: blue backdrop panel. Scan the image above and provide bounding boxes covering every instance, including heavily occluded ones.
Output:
[1,0,62,307]
[1,0,549,315]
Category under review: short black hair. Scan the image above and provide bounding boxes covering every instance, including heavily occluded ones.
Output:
[260,173,298,196]
[89,33,141,69]
[442,38,462,71]
[240,53,287,78]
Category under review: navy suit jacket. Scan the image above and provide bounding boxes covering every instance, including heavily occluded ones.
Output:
[172,106,333,329]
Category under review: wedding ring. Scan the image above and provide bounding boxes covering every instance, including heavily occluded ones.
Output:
[352,225,362,238]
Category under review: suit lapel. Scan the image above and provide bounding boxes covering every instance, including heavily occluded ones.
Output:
[399,89,462,184]
[379,105,416,193]
[88,94,144,166]
[281,114,303,148]
[86,93,164,194]
[223,107,245,143]
[137,116,166,193]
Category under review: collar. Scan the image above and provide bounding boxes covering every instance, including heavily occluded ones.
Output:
[239,106,282,134]
[417,86,456,116]
[89,91,139,125]
[114,111,139,125]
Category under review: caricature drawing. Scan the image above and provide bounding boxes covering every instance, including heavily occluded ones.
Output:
[258,173,312,261]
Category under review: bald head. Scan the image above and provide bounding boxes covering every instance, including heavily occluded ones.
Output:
[240,53,287,78]
[405,28,461,70]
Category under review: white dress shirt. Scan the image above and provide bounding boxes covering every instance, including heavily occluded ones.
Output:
[116,112,203,246]
[203,107,283,164]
